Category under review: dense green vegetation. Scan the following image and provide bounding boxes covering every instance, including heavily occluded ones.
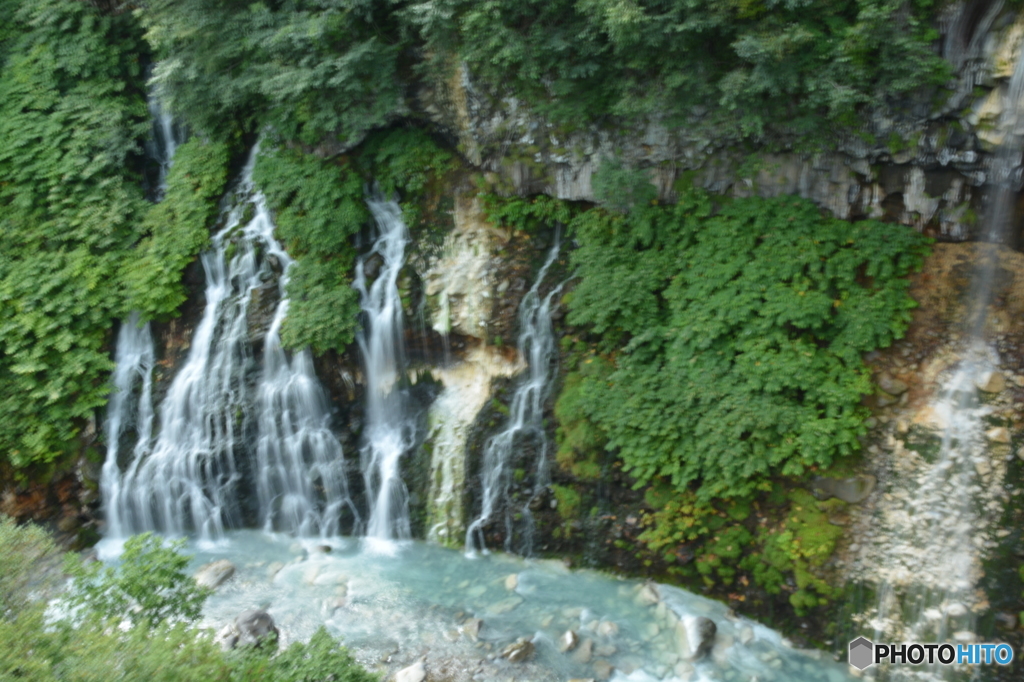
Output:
[0,0,151,469]
[0,518,377,682]
[415,0,949,140]
[517,186,929,501]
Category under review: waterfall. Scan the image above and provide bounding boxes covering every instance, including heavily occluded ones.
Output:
[253,202,361,539]
[104,146,357,543]
[144,93,182,199]
[466,233,562,555]
[864,350,996,660]
[856,35,1024,678]
[101,312,156,540]
[356,194,415,540]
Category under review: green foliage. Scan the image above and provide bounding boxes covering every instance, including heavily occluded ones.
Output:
[126,139,231,318]
[65,533,210,628]
[694,524,752,586]
[0,0,150,469]
[0,516,62,617]
[417,0,951,142]
[563,191,929,501]
[138,0,406,145]
[591,159,658,213]
[551,483,582,522]
[482,193,576,233]
[0,609,230,682]
[231,626,378,682]
[635,486,844,611]
[554,350,610,480]
[254,147,365,354]
[636,486,717,560]
[0,524,375,682]
[359,128,457,200]
[741,490,846,614]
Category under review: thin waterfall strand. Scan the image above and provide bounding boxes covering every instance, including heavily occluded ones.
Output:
[101,312,156,540]
[466,232,562,555]
[357,194,414,541]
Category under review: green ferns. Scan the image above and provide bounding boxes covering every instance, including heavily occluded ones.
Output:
[0,0,150,468]
[126,139,231,318]
[561,190,929,501]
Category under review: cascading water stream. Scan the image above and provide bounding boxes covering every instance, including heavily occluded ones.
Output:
[103,145,357,544]
[857,33,1024,681]
[355,193,415,541]
[101,312,156,540]
[466,232,563,555]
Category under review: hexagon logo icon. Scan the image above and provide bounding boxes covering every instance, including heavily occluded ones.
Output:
[849,636,875,670]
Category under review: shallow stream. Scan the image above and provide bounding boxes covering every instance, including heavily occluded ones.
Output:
[102,532,855,682]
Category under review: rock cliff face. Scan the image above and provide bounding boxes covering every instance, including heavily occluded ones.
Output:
[413,3,1024,243]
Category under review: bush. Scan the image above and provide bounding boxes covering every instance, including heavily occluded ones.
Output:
[65,533,210,628]
[563,189,929,501]
[0,522,376,682]
[0,516,62,618]
[0,0,150,469]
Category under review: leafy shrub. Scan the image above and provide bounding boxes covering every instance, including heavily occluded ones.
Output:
[65,533,210,628]
[564,190,929,501]
[253,147,365,355]
[254,129,455,354]
[0,516,62,618]
[741,490,846,614]
[0,522,376,682]
[231,626,378,682]
[126,139,231,318]
[138,0,406,145]
[0,0,150,469]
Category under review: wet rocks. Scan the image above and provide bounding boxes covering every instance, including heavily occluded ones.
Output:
[487,595,523,614]
[194,559,235,589]
[236,609,279,647]
[985,426,1011,443]
[503,573,518,590]
[975,370,1006,394]
[216,609,279,650]
[592,659,613,680]
[877,372,909,395]
[811,475,876,504]
[559,629,579,653]
[571,638,593,664]
[395,660,426,682]
[500,637,535,663]
[635,582,660,606]
[462,617,483,641]
[692,617,717,661]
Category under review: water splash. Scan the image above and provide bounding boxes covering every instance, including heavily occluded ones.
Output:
[356,193,415,540]
[101,312,156,540]
[104,147,358,543]
[466,233,563,555]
